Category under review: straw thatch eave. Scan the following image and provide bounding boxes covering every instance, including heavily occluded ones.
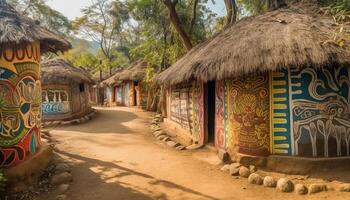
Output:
[0,0,71,53]
[156,4,350,85]
[41,58,94,85]
[100,60,147,87]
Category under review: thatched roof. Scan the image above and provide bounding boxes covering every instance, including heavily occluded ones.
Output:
[157,4,350,85]
[41,58,94,85]
[0,0,71,53]
[101,60,147,86]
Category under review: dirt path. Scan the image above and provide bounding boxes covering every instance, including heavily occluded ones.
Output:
[49,107,349,200]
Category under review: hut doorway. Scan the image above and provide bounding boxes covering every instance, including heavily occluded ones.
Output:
[134,81,138,106]
[206,81,216,144]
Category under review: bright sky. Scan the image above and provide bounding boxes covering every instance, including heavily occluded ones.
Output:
[47,0,226,20]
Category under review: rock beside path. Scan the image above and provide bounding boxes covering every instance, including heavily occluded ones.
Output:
[55,163,70,174]
[239,166,250,178]
[277,178,293,193]
[221,165,230,172]
[308,184,327,194]
[339,184,350,192]
[56,194,68,200]
[51,172,73,185]
[263,176,276,188]
[229,164,240,176]
[57,184,70,194]
[248,173,263,185]
[295,184,308,195]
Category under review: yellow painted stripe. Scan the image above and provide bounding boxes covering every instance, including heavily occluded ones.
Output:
[274,144,290,149]
[273,127,287,132]
[273,88,286,94]
[274,136,287,141]
[273,118,288,124]
[273,80,287,86]
[272,72,285,78]
[273,149,289,154]
[273,97,287,102]
[273,113,287,117]
[273,104,287,109]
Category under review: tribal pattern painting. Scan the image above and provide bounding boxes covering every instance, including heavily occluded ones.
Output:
[215,80,226,149]
[0,42,42,168]
[168,82,204,144]
[290,66,350,157]
[226,74,270,156]
[42,90,71,114]
[124,82,130,106]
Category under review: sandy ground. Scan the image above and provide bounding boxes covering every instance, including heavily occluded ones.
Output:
[48,107,350,200]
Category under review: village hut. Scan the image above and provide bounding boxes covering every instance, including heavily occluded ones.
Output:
[41,58,94,122]
[157,4,350,160]
[0,0,71,168]
[102,60,148,107]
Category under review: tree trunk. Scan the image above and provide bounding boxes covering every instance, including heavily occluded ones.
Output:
[268,0,287,11]
[162,0,193,51]
[224,0,238,27]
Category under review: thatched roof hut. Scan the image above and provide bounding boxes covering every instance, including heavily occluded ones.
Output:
[0,0,71,53]
[101,60,147,86]
[41,58,94,85]
[157,4,350,85]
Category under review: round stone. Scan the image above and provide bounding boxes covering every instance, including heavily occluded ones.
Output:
[263,176,277,188]
[339,184,350,192]
[248,173,263,185]
[220,164,230,172]
[239,166,251,178]
[295,184,308,195]
[51,172,73,185]
[55,163,70,174]
[249,165,257,173]
[57,184,70,194]
[277,178,293,192]
[308,184,327,194]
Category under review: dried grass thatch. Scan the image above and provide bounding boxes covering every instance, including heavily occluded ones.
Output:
[0,0,71,53]
[41,58,94,85]
[157,3,350,85]
[101,60,147,86]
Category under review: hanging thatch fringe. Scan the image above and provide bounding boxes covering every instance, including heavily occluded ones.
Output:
[0,0,71,53]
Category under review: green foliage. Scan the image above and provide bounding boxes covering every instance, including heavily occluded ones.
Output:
[8,0,71,35]
[128,0,219,80]
[319,0,350,22]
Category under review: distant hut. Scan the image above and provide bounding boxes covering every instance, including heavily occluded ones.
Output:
[157,4,350,162]
[102,61,148,108]
[0,0,71,168]
[41,58,94,122]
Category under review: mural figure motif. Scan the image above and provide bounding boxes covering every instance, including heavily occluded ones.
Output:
[227,74,270,156]
[290,66,350,157]
[0,43,41,167]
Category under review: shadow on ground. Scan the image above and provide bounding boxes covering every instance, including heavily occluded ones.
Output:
[56,149,219,200]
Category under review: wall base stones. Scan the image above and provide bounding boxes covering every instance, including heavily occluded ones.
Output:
[43,109,97,128]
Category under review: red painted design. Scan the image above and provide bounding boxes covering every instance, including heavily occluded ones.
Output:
[215,81,225,149]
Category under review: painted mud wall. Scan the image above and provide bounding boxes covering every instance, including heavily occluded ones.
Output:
[0,42,42,168]
[136,82,147,107]
[167,82,205,145]
[216,65,350,158]
[42,83,91,121]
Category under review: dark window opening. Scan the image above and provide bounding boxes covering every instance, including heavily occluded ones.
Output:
[79,84,85,92]
[207,81,216,144]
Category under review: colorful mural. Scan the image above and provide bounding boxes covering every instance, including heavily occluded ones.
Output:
[42,90,71,114]
[290,66,350,157]
[168,82,204,144]
[215,80,225,149]
[270,71,292,155]
[0,42,42,168]
[226,74,270,156]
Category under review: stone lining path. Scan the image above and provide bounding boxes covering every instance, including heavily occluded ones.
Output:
[47,107,350,200]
